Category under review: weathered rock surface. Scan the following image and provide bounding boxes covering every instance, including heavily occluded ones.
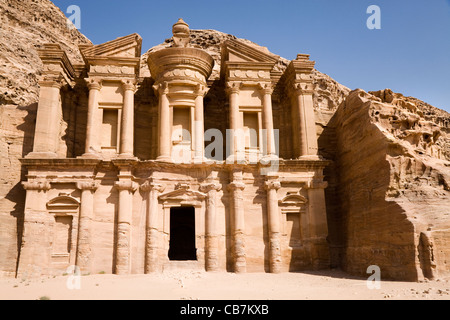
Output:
[321,89,450,280]
[0,0,91,276]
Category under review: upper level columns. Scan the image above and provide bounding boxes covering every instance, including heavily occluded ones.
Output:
[259,83,277,158]
[27,44,74,159]
[120,79,137,158]
[84,78,102,156]
[226,82,244,162]
[154,82,172,162]
[194,84,208,162]
[285,54,320,160]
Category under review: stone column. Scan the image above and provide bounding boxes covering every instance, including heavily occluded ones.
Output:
[30,78,64,158]
[228,169,246,273]
[84,78,102,156]
[155,82,171,161]
[114,180,137,275]
[194,85,208,163]
[75,181,99,273]
[200,182,222,272]
[265,178,282,273]
[18,181,52,275]
[259,83,276,157]
[307,179,330,270]
[227,82,243,162]
[295,84,319,159]
[119,79,137,158]
[141,180,165,273]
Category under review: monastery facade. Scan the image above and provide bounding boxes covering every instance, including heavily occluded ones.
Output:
[18,19,330,275]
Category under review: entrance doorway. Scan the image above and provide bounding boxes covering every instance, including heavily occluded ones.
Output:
[169,207,197,261]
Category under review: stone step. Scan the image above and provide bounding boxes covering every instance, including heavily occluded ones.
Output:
[162,260,205,272]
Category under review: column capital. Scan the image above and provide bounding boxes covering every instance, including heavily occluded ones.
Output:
[121,79,138,92]
[258,82,274,95]
[153,81,169,95]
[226,81,243,95]
[293,82,314,95]
[195,83,209,97]
[115,180,138,193]
[22,181,51,191]
[85,77,103,91]
[228,181,245,191]
[265,180,281,191]
[140,180,166,193]
[76,181,99,191]
[200,182,222,193]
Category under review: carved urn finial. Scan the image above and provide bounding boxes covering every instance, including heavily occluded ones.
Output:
[172,18,190,48]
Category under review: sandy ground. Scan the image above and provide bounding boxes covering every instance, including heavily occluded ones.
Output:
[0,270,449,300]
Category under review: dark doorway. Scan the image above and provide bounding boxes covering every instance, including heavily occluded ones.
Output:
[169,207,197,261]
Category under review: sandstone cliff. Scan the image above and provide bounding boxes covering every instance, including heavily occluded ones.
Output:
[0,0,91,276]
[322,89,450,280]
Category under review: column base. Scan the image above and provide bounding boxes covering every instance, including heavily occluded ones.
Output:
[116,153,138,160]
[25,152,58,159]
[79,152,102,160]
[156,155,173,162]
[298,154,322,161]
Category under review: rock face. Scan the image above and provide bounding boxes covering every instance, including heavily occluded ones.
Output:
[0,0,91,276]
[321,89,450,280]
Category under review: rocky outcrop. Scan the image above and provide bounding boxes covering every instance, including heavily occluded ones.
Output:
[322,89,450,280]
[0,0,91,276]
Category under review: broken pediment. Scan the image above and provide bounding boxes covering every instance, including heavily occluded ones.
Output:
[159,183,206,205]
[80,33,142,59]
[222,39,279,64]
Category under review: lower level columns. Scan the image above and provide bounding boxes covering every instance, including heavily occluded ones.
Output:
[141,180,165,273]
[228,169,246,273]
[265,178,282,273]
[114,180,138,275]
[200,181,222,272]
[75,181,99,273]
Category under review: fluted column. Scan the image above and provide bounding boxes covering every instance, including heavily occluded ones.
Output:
[265,178,282,273]
[227,82,243,162]
[194,85,208,163]
[259,83,277,157]
[294,84,318,159]
[141,180,165,273]
[84,78,102,157]
[228,169,246,273]
[200,181,222,272]
[75,181,99,273]
[119,79,137,158]
[114,180,137,275]
[155,82,171,161]
[30,78,64,158]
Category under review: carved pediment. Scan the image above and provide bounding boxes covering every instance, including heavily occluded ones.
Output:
[80,33,142,59]
[47,194,80,213]
[222,39,279,64]
[279,192,307,214]
[159,184,206,204]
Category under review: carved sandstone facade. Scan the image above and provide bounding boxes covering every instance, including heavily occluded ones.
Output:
[18,19,330,275]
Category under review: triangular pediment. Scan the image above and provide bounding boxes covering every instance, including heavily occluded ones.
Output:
[80,33,142,59]
[159,184,206,202]
[222,39,279,64]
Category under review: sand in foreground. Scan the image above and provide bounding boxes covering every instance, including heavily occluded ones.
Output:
[0,270,449,300]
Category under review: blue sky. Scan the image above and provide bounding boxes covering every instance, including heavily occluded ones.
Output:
[53,0,450,112]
